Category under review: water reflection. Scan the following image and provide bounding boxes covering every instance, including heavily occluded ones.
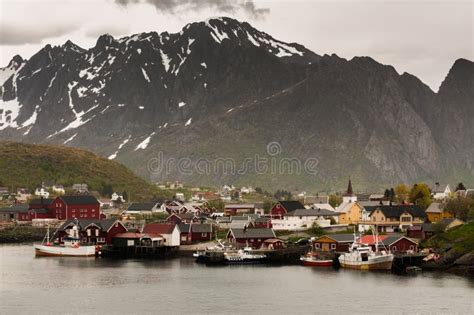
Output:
[1,245,473,314]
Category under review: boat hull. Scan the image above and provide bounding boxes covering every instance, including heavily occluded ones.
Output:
[338,257,393,270]
[300,257,333,267]
[34,244,96,257]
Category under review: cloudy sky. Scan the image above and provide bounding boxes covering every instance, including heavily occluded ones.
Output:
[0,0,472,90]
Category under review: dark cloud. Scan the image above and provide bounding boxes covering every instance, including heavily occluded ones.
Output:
[115,0,270,19]
[0,22,79,45]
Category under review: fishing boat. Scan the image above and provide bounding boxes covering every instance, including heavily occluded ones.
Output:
[223,247,267,264]
[34,223,97,257]
[300,251,333,267]
[338,228,393,270]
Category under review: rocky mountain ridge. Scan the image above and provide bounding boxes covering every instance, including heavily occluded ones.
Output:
[0,17,472,191]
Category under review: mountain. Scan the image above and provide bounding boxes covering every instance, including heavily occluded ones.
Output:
[0,17,472,192]
[0,141,163,201]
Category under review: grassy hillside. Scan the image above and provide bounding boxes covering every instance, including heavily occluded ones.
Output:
[0,141,169,201]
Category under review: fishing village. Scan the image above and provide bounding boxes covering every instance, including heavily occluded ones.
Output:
[1,179,473,276]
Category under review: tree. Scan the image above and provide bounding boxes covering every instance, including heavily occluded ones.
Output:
[329,194,342,208]
[455,182,467,192]
[208,199,225,212]
[389,188,396,202]
[409,183,432,210]
[122,191,129,202]
[395,184,410,203]
[308,222,324,236]
[255,187,263,194]
[263,200,273,213]
[445,197,474,221]
[384,188,390,200]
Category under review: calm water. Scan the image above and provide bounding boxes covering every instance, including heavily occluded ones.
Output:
[1,245,473,314]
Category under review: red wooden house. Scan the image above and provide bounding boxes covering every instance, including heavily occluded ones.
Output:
[226,228,276,248]
[270,200,305,219]
[166,212,198,224]
[178,223,214,244]
[312,234,355,252]
[254,217,272,228]
[380,236,418,253]
[0,204,30,222]
[51,195,101,220]
[29,198,54,210]
[57,219,127,245]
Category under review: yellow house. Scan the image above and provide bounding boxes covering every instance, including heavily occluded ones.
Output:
[336,202,362,224]
[425,202,453,223]
[366,205,426,232]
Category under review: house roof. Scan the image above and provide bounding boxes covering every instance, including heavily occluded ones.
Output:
[229,228,275,239]
[381,236,418,246]
[113,232,146,239]
[231,216,252,221]
[10,203,30,211]
[59,195,100,205]
[59,219,122,231]
[421,223,436,232]
[432,183,449,194]
[31,208,49,214]
[126,203,157,211]
[316,234,355,243]
[366,205,426,218]
[425,202,443,213]
[225,204,255,209]
[278,200,305,212]
[179,223,213,233]
[357,235,389,244]
[312,203,335,212]
[0,206,27,213]
[336,202,357,213]
[30,198,54,205]
[286,208,338,217]
[440,218,463,226]
[143,223,177,235]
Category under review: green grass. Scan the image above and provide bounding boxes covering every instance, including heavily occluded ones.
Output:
[424,222,474,252]
[0,141,172,202]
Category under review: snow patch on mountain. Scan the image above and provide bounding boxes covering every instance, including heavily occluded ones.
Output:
[21,105,40,129]
[63,133,77,144]
[0,98,21,130]
[141,68,150,82]
[135,132,155,151]
[160,50,171,72]
[178,101,186,107]
[185,118,192,126]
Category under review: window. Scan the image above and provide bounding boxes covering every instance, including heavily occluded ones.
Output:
[331,244,336,250]
[315,243,320,249]
[97,237,105,243]
[409,245,415,251]
[202,233,207,237]
[392,246,397,251]
[87,229,91,236]
[95,229,99,237]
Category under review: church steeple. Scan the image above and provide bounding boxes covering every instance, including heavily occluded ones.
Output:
[346,178,354,196]
[342,177,357,203]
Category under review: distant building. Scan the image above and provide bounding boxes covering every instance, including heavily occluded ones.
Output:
[51,195,101,220]
[270,200,305,219]
[431,183,451,200]
[312,234,355,252]
[35,187,50,198]
[16,188,31,201]
[72,183,89,193]
[365,204,427,232]
[57,219,127,245]
[226,228,276,248]
[425,202,453,223]
[123,203,159,216]
[224,204,255,216]
[52,185,65,194]
[111,192,125,202]
[342,179,357,203]
[142,223,181,247]
[272,208,339,231]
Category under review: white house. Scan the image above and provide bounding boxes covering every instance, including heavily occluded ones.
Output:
[52,185,65,194]
[312,203,336,212]
[123,203,159,215]
[142,223,181,247]
[175,192,185,202]
[271,208,339,231]
[35,187,50,198]
[111,192,125,202]
[16,188,31,201]
[431,183,451,200]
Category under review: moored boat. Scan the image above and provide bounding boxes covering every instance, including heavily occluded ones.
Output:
[34,223,97,257]
[223,247,267,264]
[300,252,333,267]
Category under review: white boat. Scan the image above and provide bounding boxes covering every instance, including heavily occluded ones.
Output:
[338,228,393,270]
[223,247,267,264]
[34,224,96,257]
